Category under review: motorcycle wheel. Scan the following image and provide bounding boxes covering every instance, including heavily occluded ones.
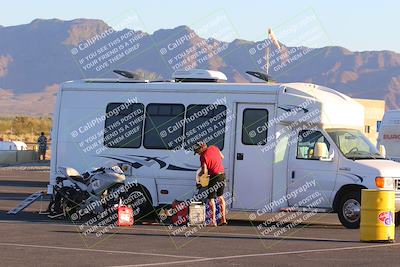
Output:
[58,187,88,222]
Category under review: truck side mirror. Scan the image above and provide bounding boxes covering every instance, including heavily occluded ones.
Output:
[320,150,335,162]
[379,145,386,158]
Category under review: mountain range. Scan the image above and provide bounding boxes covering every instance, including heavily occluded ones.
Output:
[0,18,399,115]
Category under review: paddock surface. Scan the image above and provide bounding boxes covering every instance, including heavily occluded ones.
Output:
[1,169,399,266]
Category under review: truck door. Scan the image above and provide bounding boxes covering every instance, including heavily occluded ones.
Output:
[232,104,274,210]
[287,129,337,208]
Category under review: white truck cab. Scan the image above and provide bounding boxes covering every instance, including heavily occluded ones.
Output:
[313,128,400,228]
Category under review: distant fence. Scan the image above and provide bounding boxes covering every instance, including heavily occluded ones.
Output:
[0,150,39,165]
[26,142,52,158]
[25,142,51,150]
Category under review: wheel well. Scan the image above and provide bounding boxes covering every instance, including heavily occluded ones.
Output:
[128,183,153,207]
[332,184,367,212]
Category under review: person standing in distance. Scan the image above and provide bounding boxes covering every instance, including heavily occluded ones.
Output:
[37,132,48,160]
[194,141,227,226]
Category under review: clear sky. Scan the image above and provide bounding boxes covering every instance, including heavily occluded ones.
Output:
[0,0,398,52]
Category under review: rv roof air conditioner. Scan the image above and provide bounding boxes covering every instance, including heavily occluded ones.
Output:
[172,69,228,83]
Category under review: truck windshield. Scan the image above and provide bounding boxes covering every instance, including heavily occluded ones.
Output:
[326,129,384,160]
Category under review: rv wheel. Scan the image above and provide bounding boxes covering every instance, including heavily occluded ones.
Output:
[338,191,361,229]
[124,186,153,221]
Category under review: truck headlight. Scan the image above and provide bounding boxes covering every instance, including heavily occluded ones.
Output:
[375,177,394,189]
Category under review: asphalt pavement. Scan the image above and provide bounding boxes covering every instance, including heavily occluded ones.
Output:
[1,169,399,267]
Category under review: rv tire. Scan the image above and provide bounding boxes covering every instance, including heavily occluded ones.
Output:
[124,186,153,221]
[338,191,361,229]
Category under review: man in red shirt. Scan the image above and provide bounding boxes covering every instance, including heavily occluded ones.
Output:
[194,141,227,226]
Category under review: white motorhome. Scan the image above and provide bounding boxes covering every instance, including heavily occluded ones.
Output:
[50,69,400,228]
[377,110,400,162]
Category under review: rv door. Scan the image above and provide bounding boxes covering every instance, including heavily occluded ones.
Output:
[232,103,274,210]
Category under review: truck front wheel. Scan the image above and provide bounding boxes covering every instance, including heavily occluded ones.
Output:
[338,191,361,229]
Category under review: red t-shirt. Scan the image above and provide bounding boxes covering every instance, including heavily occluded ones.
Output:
[200,145,224,176]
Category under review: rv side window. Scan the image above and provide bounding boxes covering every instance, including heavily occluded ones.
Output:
[144,103,185,149]
[242,109,269,145]
[184,104,227,150]
[297,130,330,160]
[104,103,145,148]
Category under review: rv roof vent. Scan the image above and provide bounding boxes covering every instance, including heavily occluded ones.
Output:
[113,69,150,83]
[172,69,227,82]
[246,71,275,83]
[113,70,140,79]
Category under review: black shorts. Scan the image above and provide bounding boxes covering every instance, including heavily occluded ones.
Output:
[207,173,226,199]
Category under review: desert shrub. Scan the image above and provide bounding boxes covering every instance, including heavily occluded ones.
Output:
[0,116,52,142]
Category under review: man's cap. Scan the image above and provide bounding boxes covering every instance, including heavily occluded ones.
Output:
[193,141,206,155]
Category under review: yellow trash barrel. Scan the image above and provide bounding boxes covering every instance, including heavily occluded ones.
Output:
[360,189,395,242]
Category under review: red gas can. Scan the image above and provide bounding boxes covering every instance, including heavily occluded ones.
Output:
[171,200,189,226]
[117,205,134,227]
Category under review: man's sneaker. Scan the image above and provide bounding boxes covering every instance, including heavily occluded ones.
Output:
[48,213,64,219]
